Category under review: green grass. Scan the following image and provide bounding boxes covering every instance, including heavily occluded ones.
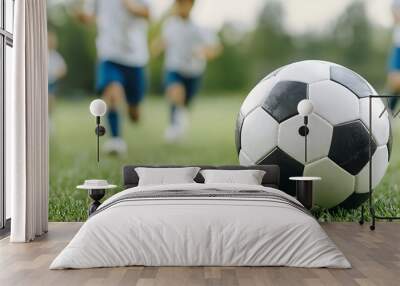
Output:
[49,94,400,222]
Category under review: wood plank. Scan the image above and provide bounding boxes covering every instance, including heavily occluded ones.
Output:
[0,222,399,286]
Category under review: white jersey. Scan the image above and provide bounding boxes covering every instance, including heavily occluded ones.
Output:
[162,16,218,77]
[393,0,400,46]
[84,0,149,67]
[48,49,66,84]
[393,26,400,47]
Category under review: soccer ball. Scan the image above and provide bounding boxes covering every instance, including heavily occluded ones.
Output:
[236,60,392,209]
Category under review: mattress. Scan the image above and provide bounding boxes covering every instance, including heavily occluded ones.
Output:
[50,183,351,269]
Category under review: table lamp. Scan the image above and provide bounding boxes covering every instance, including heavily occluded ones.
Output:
[89,99,107,163]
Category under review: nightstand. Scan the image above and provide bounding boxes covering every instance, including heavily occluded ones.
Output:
[289,177,321,210]
[77,180,117,215]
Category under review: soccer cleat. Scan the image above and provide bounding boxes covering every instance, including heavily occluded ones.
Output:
[164,108,189,143]
[164,125,184,143]
[103,137,127,155]
[174,107,189,132]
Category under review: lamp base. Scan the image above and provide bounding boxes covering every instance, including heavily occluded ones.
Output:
[95,125,106,136]
[88,189,105,216]
[298,126,309,137]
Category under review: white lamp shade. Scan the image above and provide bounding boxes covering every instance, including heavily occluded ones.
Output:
[89,99,107,117]
[297,99,314,116]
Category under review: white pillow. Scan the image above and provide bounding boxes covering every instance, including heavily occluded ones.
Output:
[135,167,200,186]
[200,169,266,185]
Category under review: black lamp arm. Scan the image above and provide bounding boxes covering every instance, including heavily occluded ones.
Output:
[304,115,308,163]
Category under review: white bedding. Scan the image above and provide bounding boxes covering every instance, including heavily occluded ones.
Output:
[50,183,351,269]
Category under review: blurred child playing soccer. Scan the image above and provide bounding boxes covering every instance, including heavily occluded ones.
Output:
[388,0,400,110]
[152,0,222,142]
[48,30,67,116]
[78,0,150,154]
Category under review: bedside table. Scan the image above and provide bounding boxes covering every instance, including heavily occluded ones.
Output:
[289,177,321,210]
[77,180,117,216]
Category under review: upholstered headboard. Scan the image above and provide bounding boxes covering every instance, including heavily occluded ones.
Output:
[123,165,280,189]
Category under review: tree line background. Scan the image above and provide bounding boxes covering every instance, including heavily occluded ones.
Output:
[47,0,392,96]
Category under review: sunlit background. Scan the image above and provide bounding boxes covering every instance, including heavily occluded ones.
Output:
[48,0,396,93]
[47,0,400,221]
[51,0,396,31]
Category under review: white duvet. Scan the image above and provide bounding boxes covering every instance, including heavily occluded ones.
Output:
[50,183,351,269]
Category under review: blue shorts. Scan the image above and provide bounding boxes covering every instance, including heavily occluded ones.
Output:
[96,60,147,106]
[389,47,400,71]
[165,71,202,105]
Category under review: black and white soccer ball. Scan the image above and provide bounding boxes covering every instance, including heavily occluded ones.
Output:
[236,60,392,209]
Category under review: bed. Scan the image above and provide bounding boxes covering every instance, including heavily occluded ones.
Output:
[50,165,350,269]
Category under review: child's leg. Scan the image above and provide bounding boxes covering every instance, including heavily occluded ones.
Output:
[388,72,400,93]
[165,72,186,124]
[103,83,124,137]
[48,83,58,134]
[168,83,186,125]
[48,92,56,134]
[183,75,202,107]
[163,72,188,141]
[387,47,400,110]
[128,105,140,122]
[165,74,201,141]
[48,82,57,115]
[48,93,56,115]
[167,73,201,125]
[125,66,147,123]
[96,61,125,138]
[167,83,186,107]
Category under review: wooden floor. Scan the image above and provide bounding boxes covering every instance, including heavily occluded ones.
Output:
[0,223,399,286]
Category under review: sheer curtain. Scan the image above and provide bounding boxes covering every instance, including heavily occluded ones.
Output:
[8,0,48,242]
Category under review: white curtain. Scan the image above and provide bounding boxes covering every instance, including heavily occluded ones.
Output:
[8,0,49,242]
